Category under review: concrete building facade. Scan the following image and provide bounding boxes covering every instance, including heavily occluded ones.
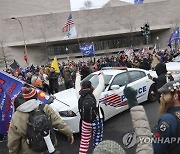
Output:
[0,0,180,67]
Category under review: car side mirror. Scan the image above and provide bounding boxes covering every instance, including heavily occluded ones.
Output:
[111,85,120,90]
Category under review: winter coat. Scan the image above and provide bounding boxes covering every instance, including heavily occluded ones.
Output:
[48,72,59,89]
[8,99,73,154]
[152,63,174,90]
[75,73,105,119]
[63,69,72,83]
[130,105,153,154]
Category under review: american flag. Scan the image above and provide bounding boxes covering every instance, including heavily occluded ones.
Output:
[99,94,128,108]
[62,14,74,32]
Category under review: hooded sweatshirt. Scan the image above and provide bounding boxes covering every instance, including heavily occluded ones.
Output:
[75,73,105,119]
[8,99,73,154]
[153,63,167,89]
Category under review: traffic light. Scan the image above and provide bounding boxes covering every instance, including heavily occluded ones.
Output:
[141,23,150,36]
[141,22,150,45]
[141,26,145,35]
[144,23,150,35]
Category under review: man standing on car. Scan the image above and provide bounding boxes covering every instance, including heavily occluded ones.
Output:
[75,71,105,154]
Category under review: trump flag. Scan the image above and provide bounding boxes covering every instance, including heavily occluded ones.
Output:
[80,42,95,56]
[0,71,51,134]
[168,27,180,48]
[0,71,24,134]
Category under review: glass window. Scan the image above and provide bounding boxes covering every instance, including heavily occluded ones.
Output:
[111,73,129,87]
[47,35,151,56]
[140,71,146,78]
[129,71,143,82]
[82,74,112,90]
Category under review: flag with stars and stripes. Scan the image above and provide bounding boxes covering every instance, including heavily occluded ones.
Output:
[99,94,128,108]
[62,14,74,32]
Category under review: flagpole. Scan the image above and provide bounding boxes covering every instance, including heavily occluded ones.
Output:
[77,34,84,62]
[20,80,70,107]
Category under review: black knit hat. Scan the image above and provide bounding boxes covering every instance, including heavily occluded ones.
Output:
[82,80,92,89]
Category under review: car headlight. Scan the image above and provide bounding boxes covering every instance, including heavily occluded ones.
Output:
[59,110,77,117]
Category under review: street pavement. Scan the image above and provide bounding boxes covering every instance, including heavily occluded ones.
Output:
[0,100,159,154]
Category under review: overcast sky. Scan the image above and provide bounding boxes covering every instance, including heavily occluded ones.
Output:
[70,0,134,11]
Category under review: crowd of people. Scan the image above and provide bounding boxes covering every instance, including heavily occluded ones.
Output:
[4,48,180,95]
[1,47,180,154]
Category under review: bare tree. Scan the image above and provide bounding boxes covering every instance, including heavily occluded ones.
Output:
[170,18,180,31]
[0,41,12,70]
[40,28,49,64]
[84,0,93,9]
[126,10,136,47]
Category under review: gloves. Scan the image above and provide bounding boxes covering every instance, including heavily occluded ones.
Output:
[123,85,138,108]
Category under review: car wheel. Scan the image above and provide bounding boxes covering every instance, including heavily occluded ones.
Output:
[148,84,158,102]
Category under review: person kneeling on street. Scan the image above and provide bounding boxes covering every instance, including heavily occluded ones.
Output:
[8,87,74,154]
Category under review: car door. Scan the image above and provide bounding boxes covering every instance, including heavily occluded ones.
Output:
[128,70,149,103]
[101,71,130,120]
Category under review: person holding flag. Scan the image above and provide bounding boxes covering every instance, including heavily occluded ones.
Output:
[48,67,59,94]
[75,71,105,154]
[8,87,74,154]
[0,69,59,143]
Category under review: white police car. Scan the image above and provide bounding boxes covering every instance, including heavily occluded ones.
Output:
[50,68,160,133]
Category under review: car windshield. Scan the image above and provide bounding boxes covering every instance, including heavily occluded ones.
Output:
[82,74,113,90]
[172,55,180,62]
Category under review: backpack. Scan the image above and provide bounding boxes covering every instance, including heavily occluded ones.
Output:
[78,93,99,123]
[26,104,56,152]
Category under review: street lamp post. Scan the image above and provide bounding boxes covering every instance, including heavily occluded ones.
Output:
[66,47,69,63]
[11,17,29,65]
[156,36,159,51]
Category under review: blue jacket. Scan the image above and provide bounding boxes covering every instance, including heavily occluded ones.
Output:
[153,106,180,154]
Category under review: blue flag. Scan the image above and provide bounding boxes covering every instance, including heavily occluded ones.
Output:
[168,27,180,48]
[0,71,24,134]
[0,71,51,134]
[80,43,95,56]
[10,59,24,73]
[134,0,144,4]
